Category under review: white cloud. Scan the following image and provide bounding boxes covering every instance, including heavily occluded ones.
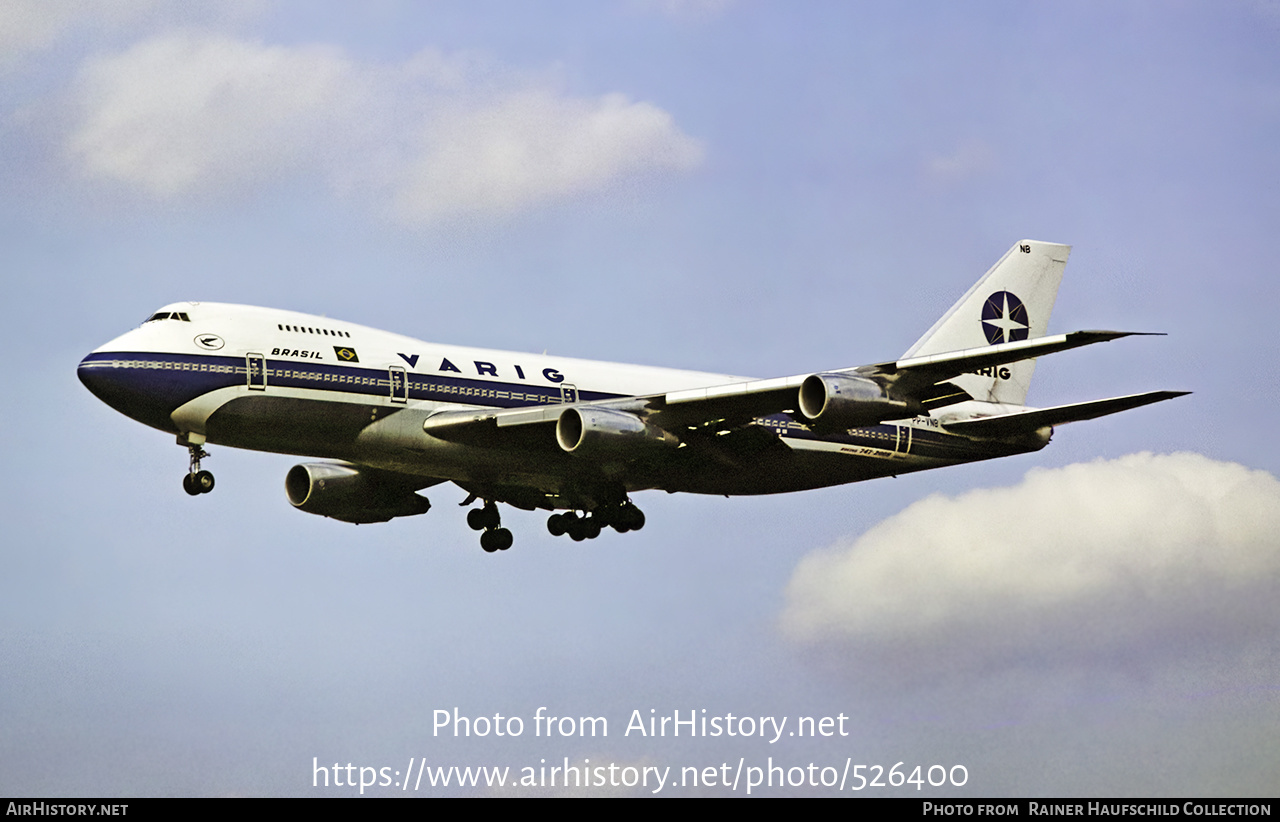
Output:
[394,90,703,222]
[0,1,150,66]
[64,32,703,222]
[68,34,359,197]
[0,1,256,68]
[0,1,83,64]
[781,453,1280,681]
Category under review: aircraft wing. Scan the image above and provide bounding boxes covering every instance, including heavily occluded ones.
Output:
[421,329,1158,441]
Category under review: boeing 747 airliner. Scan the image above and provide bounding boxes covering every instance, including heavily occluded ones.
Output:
[78,241,1186,552]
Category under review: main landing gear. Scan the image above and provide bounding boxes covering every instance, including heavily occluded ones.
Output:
[466,500,513,553]
[462,496,645,552]
[546,501,645,542]
[182,442,214,496]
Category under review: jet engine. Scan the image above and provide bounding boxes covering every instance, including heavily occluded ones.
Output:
[797,373,920,430]
[285,463,432,524]
[556,407,678,456]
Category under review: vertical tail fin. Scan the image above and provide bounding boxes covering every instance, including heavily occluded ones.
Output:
[903,240,1071,406]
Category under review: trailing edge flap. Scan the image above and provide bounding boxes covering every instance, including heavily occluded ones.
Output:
[422,405,564,444]
[941,391,1190,439]
[422,400,649,443]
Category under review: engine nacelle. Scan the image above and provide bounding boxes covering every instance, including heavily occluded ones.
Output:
[556,407,678,455]
[797,373,919,430]
[285,463,432,524]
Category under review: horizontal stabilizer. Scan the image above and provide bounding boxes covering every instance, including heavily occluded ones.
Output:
[941,391,1190,438]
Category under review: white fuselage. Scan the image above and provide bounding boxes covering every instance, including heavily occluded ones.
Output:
[79,302,1032,509]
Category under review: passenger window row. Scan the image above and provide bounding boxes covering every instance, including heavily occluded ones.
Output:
[277,323,351,338]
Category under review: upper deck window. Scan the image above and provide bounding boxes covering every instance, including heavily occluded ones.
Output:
[279,323,351,338]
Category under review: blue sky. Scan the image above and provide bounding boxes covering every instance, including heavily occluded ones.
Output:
[2,0,1277,796]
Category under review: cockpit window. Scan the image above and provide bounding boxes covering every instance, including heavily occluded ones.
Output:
[144,311,192,323]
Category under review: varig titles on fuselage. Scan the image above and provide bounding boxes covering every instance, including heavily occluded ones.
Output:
[269,347,569,384]
[433,356,566,384]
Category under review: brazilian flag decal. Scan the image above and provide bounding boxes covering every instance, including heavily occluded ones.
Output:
[333,346,359,363]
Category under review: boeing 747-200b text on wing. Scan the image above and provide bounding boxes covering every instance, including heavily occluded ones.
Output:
[79,240,1186,552]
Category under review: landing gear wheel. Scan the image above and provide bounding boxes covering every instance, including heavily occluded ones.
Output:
[183,470,214,495]
[480,527,514,553]
[468,502,500,531]
[183,441,213,496]
[473,501,510,552]
[582,517,602,540]
[610,504,644,532]
[547,513,567,537]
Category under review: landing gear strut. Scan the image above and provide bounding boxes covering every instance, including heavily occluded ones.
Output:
[466,500,513,553]
[182,442,214,496]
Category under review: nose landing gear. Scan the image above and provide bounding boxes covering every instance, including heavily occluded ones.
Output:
[182,441,214,496]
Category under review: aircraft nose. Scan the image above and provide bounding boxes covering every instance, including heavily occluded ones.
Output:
[77,353,113,400]
[78,353,179,433]
[78,353,136,411]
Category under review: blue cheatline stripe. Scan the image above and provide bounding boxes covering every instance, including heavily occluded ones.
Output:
[79,352,246,407]
[78,351,623,409]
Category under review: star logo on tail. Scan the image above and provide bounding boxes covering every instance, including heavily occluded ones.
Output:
[981,291,1029,345]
